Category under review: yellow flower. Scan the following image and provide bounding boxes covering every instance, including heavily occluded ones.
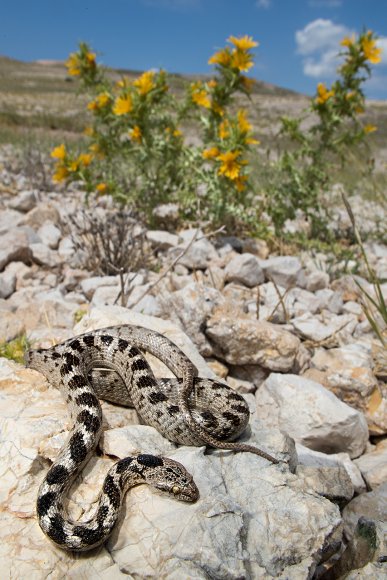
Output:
[113,94,133,115]
[355,105,365,114]
[218,150,244,181]
[208,48,231,67]
[78,153,93,166]
[228,35,258,51]
[211,101,224,116]
[173,128,182,138]
[134,71,155,96]
[50,144,67,160]
[96,92,110,107]
[219,119,230,139]
[364,124,377,133]
[361,33,382,64]
[208,79,218,88]
[130,125,142,143]
[84,126,94,137]
[240,75,255,92]
[66,53,81,76]
[234,174,248,192]
[341,35,355,47]
[231,49,254,72]
[53,164,69,183]
[192,88,211,109]
[85,51,96,65]
[116,76,131,89]
[202,146,220,160]
[237,110,252,134]
[87,100,98,112]
[69,159,79,172]
[96,182,108,194]
[315,82,335,104]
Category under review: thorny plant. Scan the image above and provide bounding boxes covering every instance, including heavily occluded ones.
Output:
[68,206,153,276]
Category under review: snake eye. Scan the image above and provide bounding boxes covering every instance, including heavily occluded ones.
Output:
[172,485,180,495]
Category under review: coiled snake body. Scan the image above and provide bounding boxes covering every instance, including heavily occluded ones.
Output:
[27,325,278,551]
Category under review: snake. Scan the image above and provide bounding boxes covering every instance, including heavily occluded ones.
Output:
[26,324,278,551]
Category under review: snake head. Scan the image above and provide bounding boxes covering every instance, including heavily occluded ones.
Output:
[148,457,199,503]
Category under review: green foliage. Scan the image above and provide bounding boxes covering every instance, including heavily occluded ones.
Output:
[51,36,261,229]
[0,334,32,364]
[269,30,381,235]
[50,31,380,237]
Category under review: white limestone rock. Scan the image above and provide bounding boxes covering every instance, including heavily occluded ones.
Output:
[0,268,16,298]
[164,282,225,356]
[0,227,33,270]
[259,255,305,288]
[296,443,366,494]
[30,242,61,268]
[224,252,265,287]
[354,440,387,489]
[0,356,343,579]
[9,190,38,212]
[168,229,219,270]
[37,222,62,250]
[206,306,300,370]
[146,229,179,250]
[255,373,369,458]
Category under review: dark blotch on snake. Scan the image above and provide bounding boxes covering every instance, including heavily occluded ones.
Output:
[136,375,157,389]
[138,454,163,468]
[83,335,95,347]
[103,475,120,509]
[64,353,80,367]
[77,410,101,433]
[51,351,61,359]
[73,525,103,546]
[148,391,168,404]
[69,339,84,352]
[96,504,109,525]
[201,411,218,427]
[37,491,57,516]
[46,464,69,485]
[69,431,88,463]
[211,382,227,390]
[100,335,114,346]
[168,404,179,415]
[227,392,243,401]
[132,358,149,372]
[222,411,241,426]
[47,514,66,545]
[118,338,129,352]
[232,403,249,414]
[68,375,88,390]
[115,456,134,474]
[75,392,99,408]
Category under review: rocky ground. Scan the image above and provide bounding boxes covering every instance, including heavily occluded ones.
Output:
[0,143,386,579]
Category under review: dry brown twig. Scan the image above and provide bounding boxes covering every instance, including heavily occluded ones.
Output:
[130,225,226,308]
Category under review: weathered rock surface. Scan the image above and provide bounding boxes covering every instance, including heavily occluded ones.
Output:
[224,252,265,287]
[1,349,343,579]
[342,483,387,541]
[255,373,369,458]
[354,440,387,489]
[206,307,300,370]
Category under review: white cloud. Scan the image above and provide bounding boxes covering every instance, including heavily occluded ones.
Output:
[256,0,271,8]
[296,19,353,78]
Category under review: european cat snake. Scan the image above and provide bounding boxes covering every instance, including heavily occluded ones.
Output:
[27,325,278,551]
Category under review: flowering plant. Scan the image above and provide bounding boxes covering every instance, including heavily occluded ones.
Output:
[51,35,260,228]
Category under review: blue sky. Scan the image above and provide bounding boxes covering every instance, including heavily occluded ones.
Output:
[1,0,387,99]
